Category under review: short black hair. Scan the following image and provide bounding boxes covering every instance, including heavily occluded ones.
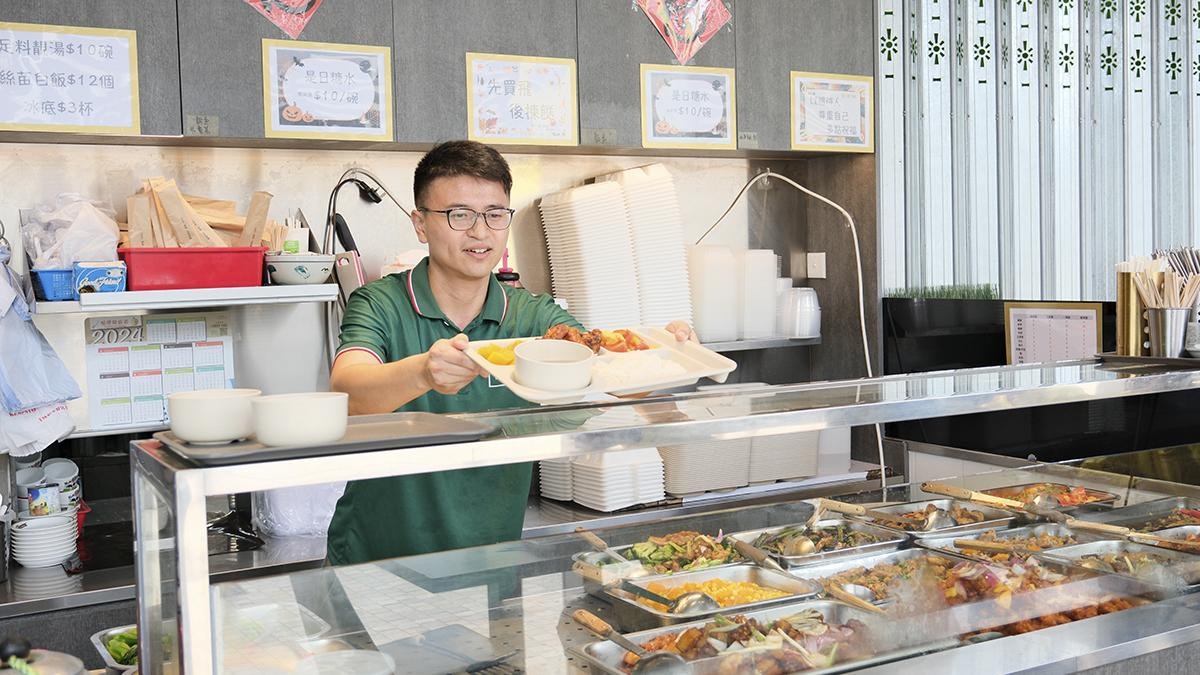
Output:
[413,140,512,207]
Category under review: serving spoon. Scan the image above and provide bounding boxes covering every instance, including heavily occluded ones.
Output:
[572,610,689,674]
[822,498,955,531]
[573,564,721,614]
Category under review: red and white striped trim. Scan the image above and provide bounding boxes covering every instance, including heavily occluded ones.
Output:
[405,270,423,316]
[334,347,384,365]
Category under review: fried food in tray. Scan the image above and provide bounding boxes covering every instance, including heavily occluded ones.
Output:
[619,609,871,674]
[543,324,604,352]
[752,523,885,557]
[1142,507,1200,532]
[963,597,1142,637]
[820,554,959,601]
[984,483,1112,508]
[887,503,986,530]
[639,578,792,612]
[625,531,744,574]
[542,324,653,354]
[946,527,1080,564]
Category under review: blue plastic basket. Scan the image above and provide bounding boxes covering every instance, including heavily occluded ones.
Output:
[32,269,76,301]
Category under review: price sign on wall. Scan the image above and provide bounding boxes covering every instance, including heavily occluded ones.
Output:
[262,39,392,141]
[640,63,735,149]
[790,71,873,152]
[0,22,140,134]
[466,52,577,146]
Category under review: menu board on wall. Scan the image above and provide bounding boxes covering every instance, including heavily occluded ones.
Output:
[0,21,140,134]
[640,63,736,149]
[790,71,873,153]
[83,312,235,428]
[466,52,577,146]
[262,39,393,141]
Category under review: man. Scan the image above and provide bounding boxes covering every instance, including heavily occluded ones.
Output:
[327,141,691,565]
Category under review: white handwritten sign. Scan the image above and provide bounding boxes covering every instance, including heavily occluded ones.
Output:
[790,71,873,152]
[262,39,392,141]
[466,52,577,146]
[0,22,139,134]
[641,64,735,149]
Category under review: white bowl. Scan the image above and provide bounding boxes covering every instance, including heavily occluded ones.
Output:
[265,254,335,285]
[252,392,348,447]
[513,340,593,391]
[167,389,262,444]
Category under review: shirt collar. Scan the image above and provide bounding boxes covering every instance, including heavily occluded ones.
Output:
[405,257,509,326]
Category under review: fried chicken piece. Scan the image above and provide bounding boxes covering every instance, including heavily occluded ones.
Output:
[542,324,603,353]
[580,328,603,353]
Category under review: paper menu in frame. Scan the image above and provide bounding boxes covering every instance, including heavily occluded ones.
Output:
[262,39,392,141]
[790,71,873,152]
[0,21,140,134]
[466,52,578,146]
[1004,302,1103,365]
[640,63,735,149]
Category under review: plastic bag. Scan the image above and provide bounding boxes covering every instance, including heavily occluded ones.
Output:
[21,194,119,269]
[252,483,346,537]
[0,403,74,456]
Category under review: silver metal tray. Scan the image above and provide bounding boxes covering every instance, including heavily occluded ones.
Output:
[604,564,820,632]
[980,482,1120,510]
[90,625,138,672]
[1145,525,1200,553]
[1075,496,1200,531]
[917,524,1101,562]
[730,518,909,568]
[787,548,967,603]
[1038,540,1200,590]
[155,412,494,466]
[572,551,652,600]
[1097,352,1200,368]
[854,499,1015,539]
[570,600,959,675]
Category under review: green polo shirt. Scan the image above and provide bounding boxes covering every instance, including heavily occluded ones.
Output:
[326,257,581,566]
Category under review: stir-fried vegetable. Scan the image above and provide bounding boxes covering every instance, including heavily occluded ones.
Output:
[752,524,882,557]
[105,628,138,666]
[626,530,742,573]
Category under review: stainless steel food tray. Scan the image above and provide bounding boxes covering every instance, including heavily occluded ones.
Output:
[572,551,653,600]
[730,518,909,568]
[786,548,967,602]
[155,412,494,466]
[90,625,138,673]
[1145,525,1200,552]
[1074,496,1200,531]
[570,600,958,675]
[604,564,820,632]
[854,499,1015,539]
[1038,540,1200,590]
[916,524,1102,562]
[980,482,1120,511]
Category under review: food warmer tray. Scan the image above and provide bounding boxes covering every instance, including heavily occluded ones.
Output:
[154,412,495,466]
[979,482,1120,512]
[852,499,1016,539]
[604,564,820,632]
[1096,352,1200,368]
[1073,496,1200,531]
[1038,540,1200,591]
[572,546,746,601]
[786,548,967,603]
[916,524,1105,562]
[729,518,910,568]
[1145,525,1200,552]
[570,600,961,675]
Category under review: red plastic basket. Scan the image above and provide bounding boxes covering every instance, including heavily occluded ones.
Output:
[118,247,266,291]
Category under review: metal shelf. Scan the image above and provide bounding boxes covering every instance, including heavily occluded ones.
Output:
[34,284,339,314]
[701,336,821,352]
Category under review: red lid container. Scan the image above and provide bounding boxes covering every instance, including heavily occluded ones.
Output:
[118,247,267,291]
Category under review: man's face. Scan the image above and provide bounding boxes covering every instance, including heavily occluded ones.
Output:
[411,175,510,283]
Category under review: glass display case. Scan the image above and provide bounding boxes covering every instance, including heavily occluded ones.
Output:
[131,360,1200,673]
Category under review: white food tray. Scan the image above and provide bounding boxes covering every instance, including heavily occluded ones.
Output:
[466,327,736,404]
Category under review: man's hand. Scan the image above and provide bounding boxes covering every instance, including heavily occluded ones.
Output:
[665,320,699,344]
[422,334,481,394]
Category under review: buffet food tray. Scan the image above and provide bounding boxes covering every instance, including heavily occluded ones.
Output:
[854,499,1015,539]
[570,600,955,675]
[1144,525,1200,552]
[572,551,666,601]
[980,482,1119,510]
[1038,540,1200,591]
[604,564,820,632]
[786,548,967,603]
[90,625,137,673]
[916,524,1102,563]
[1096,352,1200,368]
[154,412,494,466]
[466,327,736,405]
[1075,496,1200,531]
[730,518,910,568]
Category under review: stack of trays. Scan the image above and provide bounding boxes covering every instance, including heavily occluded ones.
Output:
[11,512,76,568]
[748,431,820,483]
[538,459,573,501]
[570,448,664,512]
[659,439,751,495]
[538,182,643,328]
[597,164,693,327]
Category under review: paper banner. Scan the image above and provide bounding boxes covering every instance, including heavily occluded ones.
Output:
[262,39,392,141]
[245,0,323,39]
[636,0,731,66]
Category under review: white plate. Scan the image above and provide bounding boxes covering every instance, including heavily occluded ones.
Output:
[13,531,76,545]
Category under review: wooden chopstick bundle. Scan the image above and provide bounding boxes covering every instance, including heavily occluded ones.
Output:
[1133,268,1200,309]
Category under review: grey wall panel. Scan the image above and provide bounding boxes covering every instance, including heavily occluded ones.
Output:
[177,0,392,138]
[735,0,874,150]
[1,0,181,135]
[393,1,577,143]
[576,1,735,147]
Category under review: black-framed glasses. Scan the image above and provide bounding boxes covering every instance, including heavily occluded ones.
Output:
[417,207,515,231]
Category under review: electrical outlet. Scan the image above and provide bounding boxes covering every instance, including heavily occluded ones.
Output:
[806,252,827,279]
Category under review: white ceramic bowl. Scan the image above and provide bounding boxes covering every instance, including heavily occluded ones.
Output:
[265,254,335,285]
[252,392,348,447]
[513,339,593,391]
[167,389,262,444]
